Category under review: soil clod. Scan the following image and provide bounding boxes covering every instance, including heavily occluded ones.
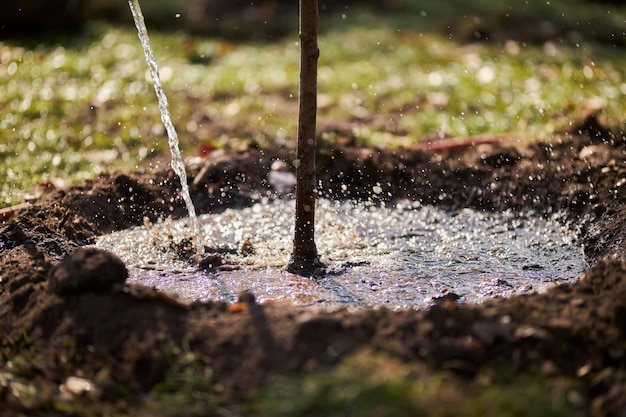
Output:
[189,252,224,270]
[47,247,128,295]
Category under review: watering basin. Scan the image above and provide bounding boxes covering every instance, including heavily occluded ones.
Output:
[94,199,587,310]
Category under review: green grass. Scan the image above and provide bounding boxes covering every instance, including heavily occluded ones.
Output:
[3,345,582,416]
[249,350,585,417]
[139,349,228,417]
[1,0,625,208]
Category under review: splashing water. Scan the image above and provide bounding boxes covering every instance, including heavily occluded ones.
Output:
[128,0,204,255]
[95,199,588,309]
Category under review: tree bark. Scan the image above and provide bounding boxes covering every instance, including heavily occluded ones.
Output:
[287,0,322,275]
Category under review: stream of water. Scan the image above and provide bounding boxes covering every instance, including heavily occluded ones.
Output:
[121,1,587,310]
[128,0,204,255]
[95,199,587,310]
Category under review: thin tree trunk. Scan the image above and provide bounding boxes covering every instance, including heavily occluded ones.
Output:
[287,0,322,275]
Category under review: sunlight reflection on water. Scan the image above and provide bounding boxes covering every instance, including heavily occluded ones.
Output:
[94,199,587,310]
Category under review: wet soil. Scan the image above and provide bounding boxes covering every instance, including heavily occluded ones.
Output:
[2,116,626,415]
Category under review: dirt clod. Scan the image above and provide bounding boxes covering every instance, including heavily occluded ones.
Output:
[47,247,128,295]
[190,252,224,269]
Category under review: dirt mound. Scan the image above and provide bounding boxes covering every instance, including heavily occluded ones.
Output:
[2,121,626,415]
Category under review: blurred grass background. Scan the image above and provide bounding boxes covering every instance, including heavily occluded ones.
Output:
[0,0,625,208]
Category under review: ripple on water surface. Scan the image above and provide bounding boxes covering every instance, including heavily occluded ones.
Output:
[94,199,587,310]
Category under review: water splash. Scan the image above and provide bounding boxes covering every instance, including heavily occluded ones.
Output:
[95,200,588,309]
[128,0,204,255]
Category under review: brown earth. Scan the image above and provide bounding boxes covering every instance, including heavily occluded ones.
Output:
[2,115,626,415]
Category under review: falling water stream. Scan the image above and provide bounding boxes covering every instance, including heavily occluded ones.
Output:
[121,1,587,310]
[95,199,587,310]
[128,0,204,255]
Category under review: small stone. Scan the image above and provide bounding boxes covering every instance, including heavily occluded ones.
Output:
[577,363,593,377]
[237,291,256,305]
[48,248,128,295]
[63,376,96,395]
[58,376,101,402]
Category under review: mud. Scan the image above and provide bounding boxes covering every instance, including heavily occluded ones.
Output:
[2,116,626,415]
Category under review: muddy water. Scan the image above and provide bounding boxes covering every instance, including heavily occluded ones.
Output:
[95,199,587,310]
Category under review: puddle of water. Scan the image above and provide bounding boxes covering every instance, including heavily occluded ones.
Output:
[94,199,587,310]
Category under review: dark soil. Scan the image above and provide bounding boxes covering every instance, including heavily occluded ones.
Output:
[3,116,626,416]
